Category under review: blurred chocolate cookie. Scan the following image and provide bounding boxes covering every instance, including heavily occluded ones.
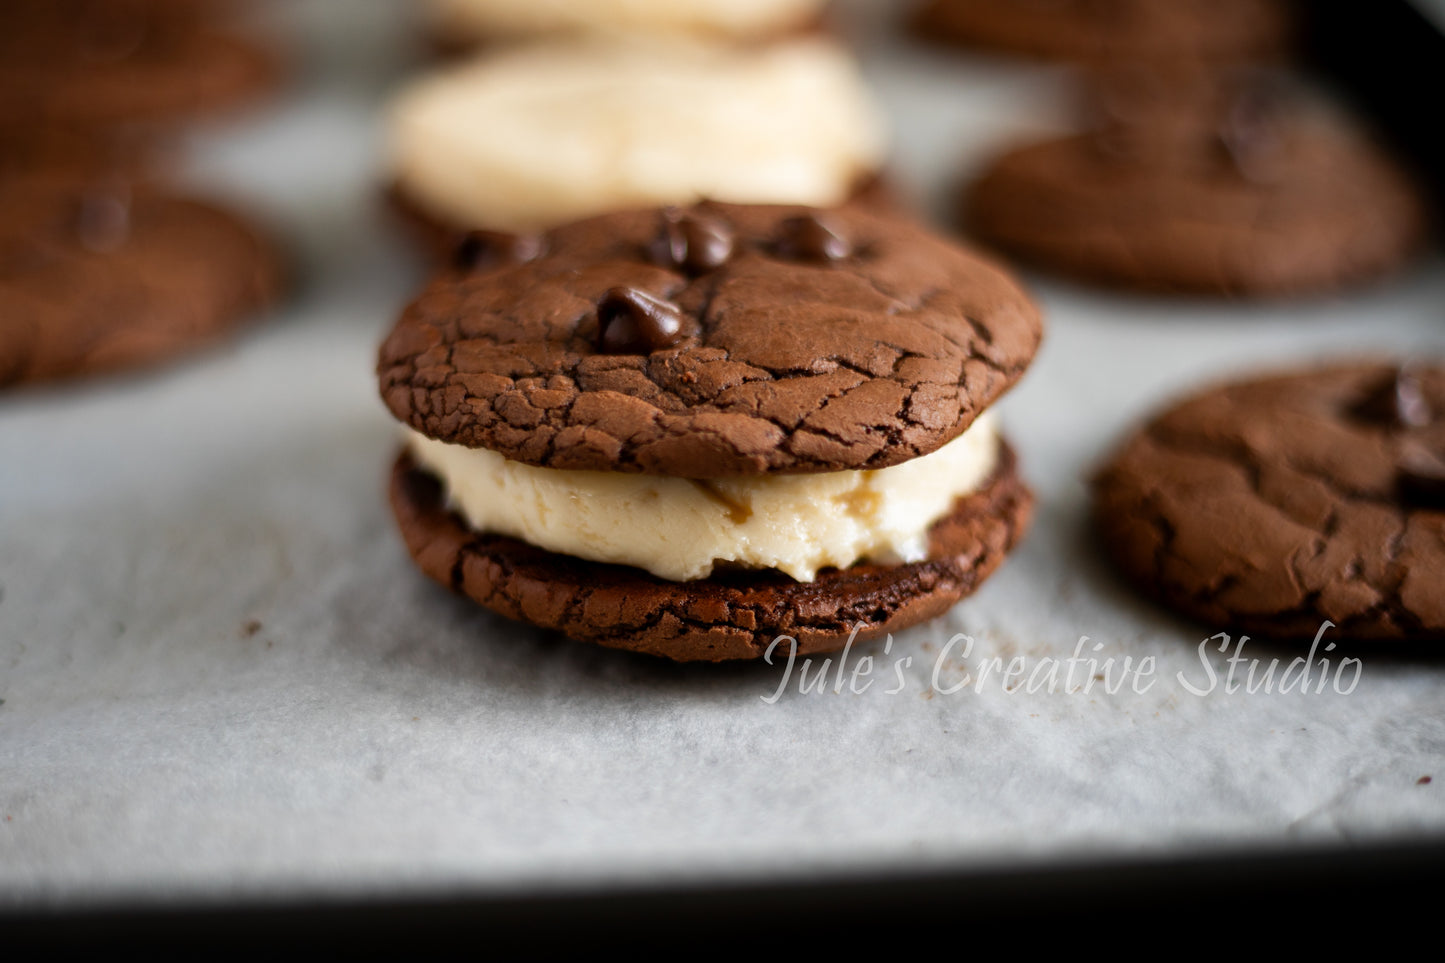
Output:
[964,98,1430,296]
[911,0,1294,63]
[0,0,280,126]
[0,178,282,387]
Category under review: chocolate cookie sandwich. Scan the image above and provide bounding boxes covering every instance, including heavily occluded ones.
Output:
[963,90,1430,296]
[911,0,1293,64]
[0,175,282,388]
[421,0,831,52]
[379,201,1042,661]
[1094,362,1445,641]
[384,35,888,260]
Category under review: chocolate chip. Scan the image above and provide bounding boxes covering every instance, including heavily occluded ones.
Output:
[596,287,685,354]
[649,208,733,275]
[1398,442,1445,509]
[1215,89,1284,183]
[1089,124,1139,164]
[453,230,544,272]
[1352,367,1431,429]
[83,11,148,63]
[775,213,852,262]
[74,181,131,253]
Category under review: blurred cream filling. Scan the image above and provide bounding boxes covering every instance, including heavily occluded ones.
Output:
[407,412,1000,583]
[386,35,886,233]
[425,0,828,41]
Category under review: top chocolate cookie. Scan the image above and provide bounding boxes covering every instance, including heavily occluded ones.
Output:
[378,202,1042,477]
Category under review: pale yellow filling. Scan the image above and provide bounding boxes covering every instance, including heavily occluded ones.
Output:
[407,412,1000,582]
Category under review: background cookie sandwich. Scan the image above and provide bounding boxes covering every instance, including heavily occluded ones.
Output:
[384,34,887,259]
[422,0,831,52]
[378,200,1042,661]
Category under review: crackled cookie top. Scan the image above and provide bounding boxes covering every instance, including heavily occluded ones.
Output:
[378,201,1043,478]
[1094,363,1445,640]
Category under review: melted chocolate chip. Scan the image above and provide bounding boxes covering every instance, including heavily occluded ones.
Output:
[1215,89,1284,183]
[1399,442,1445,509]
[1352,367,1432,429]
[596,287,685,354]
[649,209,734,275]
[453,230,544,272]
[74,182,131,253]
[774,213,852,262]
[83,11,148,63]
[1089,124,1140,164]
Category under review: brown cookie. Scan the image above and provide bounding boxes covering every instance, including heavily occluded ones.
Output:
[379,201,1042,477]
[390,443,1032,661]
[0,1,279,126]
[964,115,1430,296]
[911,0,1294,63]
[0,123,163,188]
[0,178,282,387]
[1093,362,1445,641]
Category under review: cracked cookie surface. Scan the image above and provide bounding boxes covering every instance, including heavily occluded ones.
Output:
[1093,362,1445,640]
[392,443,1032,661]
[379,201,1042,477]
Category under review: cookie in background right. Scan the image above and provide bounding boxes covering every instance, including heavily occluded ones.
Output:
[1092,362,1445,643]
[910,0,1295,63]
[960,66,1433,297]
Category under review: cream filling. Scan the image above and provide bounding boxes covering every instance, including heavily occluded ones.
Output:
[386,35,887,234]
[406,412,1001,583]
[425,0,828,41]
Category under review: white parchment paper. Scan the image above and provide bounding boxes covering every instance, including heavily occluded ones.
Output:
[3,0,1444,906]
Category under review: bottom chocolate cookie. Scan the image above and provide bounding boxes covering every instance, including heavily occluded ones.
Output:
[390,445,1033,662]
[1093,362,1445,641]
[0,179,282,388]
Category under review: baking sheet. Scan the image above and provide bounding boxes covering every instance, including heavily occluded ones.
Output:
[3,0,1445,906]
